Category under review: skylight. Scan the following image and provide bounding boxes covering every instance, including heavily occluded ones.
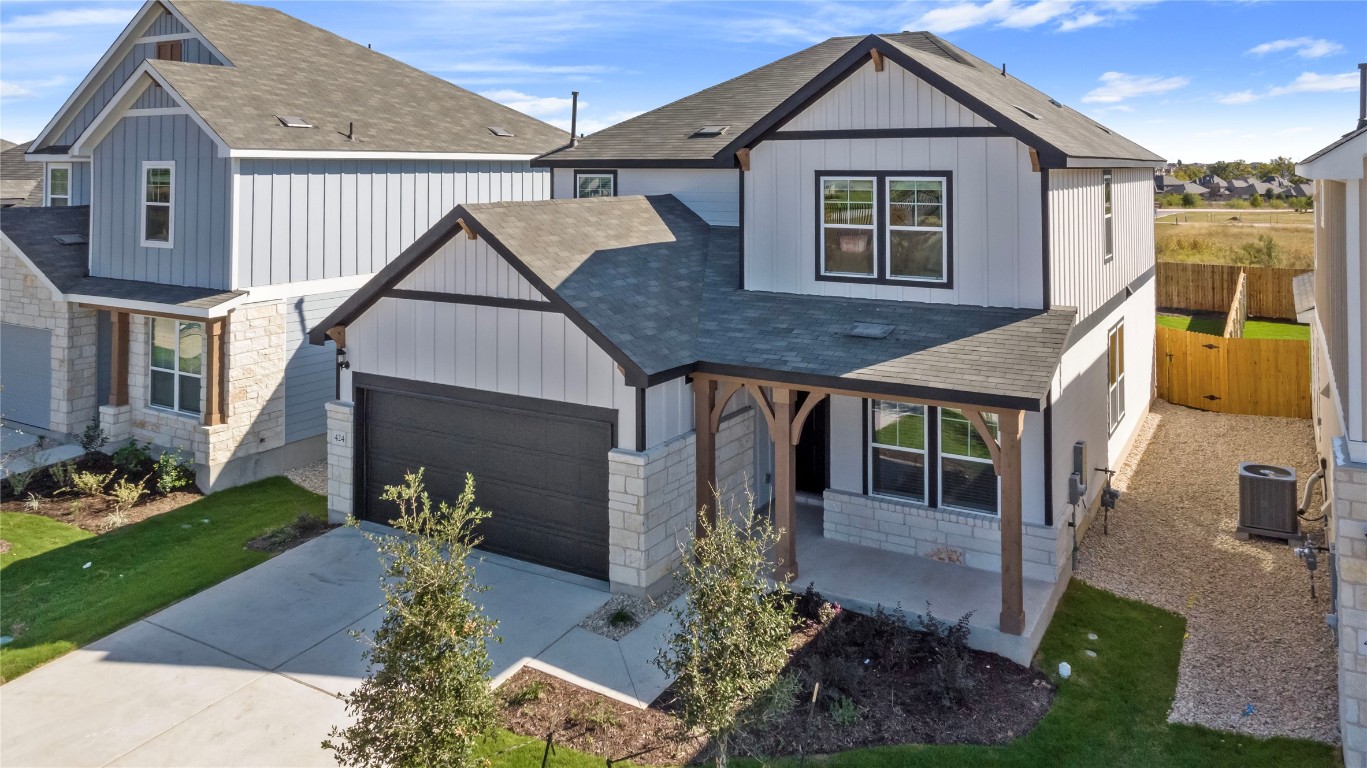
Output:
[52,233,87,245]
[488,126,515,137]
[276,115,314,129]
[844,322,895,339]
[692,125,731,137]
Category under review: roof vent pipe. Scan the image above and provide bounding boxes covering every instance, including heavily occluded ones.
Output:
[570,91,580,147]
[1001,63,1006,76]
[1358,63,1366,130]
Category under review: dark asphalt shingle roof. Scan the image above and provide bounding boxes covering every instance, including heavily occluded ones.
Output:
[0,205,242,309]
[537,32,1161,168]
[140,0,567,155]
[406,195,1075,409]
[0,141,43,206]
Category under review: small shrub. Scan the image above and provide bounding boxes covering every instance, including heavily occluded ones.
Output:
[72,470,114,498]
[1227,198,1251,209]
[24,493,41,511]
[608,606,636,628]
[1180,192,1200,208]
[748,671,801,727]
[568,699,621,732]
[112,440,153,472]
[1248,192,1263,208]
[829,695,860,727]
[1268,197,1286,209]
[920,604,977,705]
[154,449,195,494]
[108,476,148,513]
[503,679,547,707]
[79,422,109,454]
[6,467,38,497]
[48,460,76,491]
[1238,234,1280,266]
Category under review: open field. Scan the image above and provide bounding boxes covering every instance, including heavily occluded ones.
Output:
[1155,210,1313,225]
[1155,219,1313,270]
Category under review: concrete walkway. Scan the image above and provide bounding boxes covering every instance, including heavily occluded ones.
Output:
[0,424,82,479]
[1,525,677,767]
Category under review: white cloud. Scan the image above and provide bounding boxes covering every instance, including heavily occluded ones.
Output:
[1221,71,1360,104]
[0,30,65,46]
[5,7,133,29]
[1082,71,1190,103]
[0,76,66,100]
[437,61,618,76]
[908,0,1144,34]
[1090,104,1134,114]
[914,0,1016,33]
[1057,12,1103,31]
[0,81,34,99]
[478,89,576,120]
[999,0,1075,28]
[571,110,646,136]
[1217,90,1258,105]
[1247,37,1344,59]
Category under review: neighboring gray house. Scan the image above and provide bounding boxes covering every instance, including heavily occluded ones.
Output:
[0,0,564,489]
[0,141,44,207]
[316,32,1162,664]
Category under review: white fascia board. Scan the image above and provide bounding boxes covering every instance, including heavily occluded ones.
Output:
[70,64,230,158]
[29,0,164,150]
[0,231,67,301]
[241,273,378,302]
[66,292,243,318]
[135,32,194,44]
[22,155,85,163]
[158,2,231,66]
[1297,134,1367,180]
[1347,175,1363,443]
[225,149,539,161]
[125,107,190,118]
[1065,157,1164,169]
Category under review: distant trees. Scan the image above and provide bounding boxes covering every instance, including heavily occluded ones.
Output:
[1173,164,1205,181]
[1180,192,1201,208]
[1248,192,1263,208]
[1208,160,1253,180]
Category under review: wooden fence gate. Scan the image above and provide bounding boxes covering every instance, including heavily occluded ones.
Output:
[1156,326,1311,418]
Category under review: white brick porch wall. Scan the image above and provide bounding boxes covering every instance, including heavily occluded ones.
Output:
[325,400,354,524]
[824,489,1065,582]
[607,408,755,595]
[1,240,99,437]
[1334,438,1367,765]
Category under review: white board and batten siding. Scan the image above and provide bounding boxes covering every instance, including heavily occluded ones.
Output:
[777,61,996,132]
[1047,167,1153,319]
[90,114,231,288]
[233,160,550,289]
[396,237,546,303]
[551,169,740,227]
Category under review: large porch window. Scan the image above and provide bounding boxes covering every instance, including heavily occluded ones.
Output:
[150,318,203,415]
[868,401,999,515]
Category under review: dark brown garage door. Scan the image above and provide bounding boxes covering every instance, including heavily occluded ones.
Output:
[356,377,614,581]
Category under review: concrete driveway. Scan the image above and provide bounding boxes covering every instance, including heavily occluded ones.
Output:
[0,524,637,767]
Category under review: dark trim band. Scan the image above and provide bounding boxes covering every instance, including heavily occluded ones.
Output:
[1063,263,1156,350]
[384,289,556,313]
[769,127,1007,141]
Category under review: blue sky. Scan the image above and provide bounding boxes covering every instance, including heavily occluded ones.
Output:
[2,0,1364,163]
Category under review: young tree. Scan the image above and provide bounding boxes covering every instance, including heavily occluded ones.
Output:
[324,470,498,768]
[1248,192,1263,208]
[1180,192,1200,208]
[655,494,794,767]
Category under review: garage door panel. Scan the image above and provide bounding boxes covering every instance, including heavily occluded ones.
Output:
[359,385,612,580]
[1,324,52,430]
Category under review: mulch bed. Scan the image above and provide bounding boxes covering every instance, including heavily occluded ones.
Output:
[246,512,333,552]
[1,451,202,534]
[500,589,1054,763]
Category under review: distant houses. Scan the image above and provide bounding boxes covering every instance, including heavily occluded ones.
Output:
[1154,165,1311,204]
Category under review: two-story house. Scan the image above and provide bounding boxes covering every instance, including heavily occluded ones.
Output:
[1297,64,1367,763]
[316,32,1162,663]
[0,0,564,489]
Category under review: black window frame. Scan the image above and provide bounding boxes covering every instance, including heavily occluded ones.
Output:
[574,169,617,199]
[864,399,999,517]
[814,169,954,289]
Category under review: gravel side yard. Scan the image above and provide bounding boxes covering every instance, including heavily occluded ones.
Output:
[285,459,328,496]
[1075,400,1337,743]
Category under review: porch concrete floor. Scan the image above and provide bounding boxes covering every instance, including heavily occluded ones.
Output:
[795,503,1061,665]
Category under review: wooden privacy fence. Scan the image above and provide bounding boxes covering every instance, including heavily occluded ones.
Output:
[1222,271,1248,339]
[1156,262,1308,320]
[1156,326,1310,418]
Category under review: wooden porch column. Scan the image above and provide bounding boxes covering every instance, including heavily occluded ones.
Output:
[203,317,227,427]
[999,409,1026,636]
[693,376,716,538]
[109,312,130,406]
[772,387,797,580]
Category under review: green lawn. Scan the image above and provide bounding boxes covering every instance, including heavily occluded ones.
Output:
[479,581,1336,768]
[0,477,325,681]
[1157,314,1310,341]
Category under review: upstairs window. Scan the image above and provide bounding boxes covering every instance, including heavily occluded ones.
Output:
[155,40,182,61]
[141,161,174,248]
[46,164,70,207]
[150,318,202,415]
[819,172,951,286]
[1103,169,1114,262]
[1107,320,1126,432]
[575,171,615,198]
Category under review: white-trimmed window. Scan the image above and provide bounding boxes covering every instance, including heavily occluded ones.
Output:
[150,318,203,415]
[141,161,174,247]
[869,401,927,503]
[1107,321,1126,432]
[575,171,615,198]
[1103,169,1114,262]
[939,408,999,515]
[46,163,71,207]
[886,177,947,281]
[821,176,876,276]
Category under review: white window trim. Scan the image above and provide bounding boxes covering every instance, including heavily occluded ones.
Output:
[1103,169,1114,263]
[45,162,71,206]
[574,172,615,199]
[819,175,877,278]
[937,409,1001,516]
[1107,320,1126,433]
[148,318,203,416]
[140,160,175,249]
[884,176,949,283]
[867,400,929,505]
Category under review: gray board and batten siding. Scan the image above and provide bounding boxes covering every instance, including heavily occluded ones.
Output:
[234,161,550,288]
[132,84,181,110]
[90,113,231,289]
[145,7,189,36]
[284,291,350,443]
[54,36,221,148]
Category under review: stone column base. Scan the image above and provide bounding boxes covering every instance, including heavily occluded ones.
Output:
[99,404,132,443]
[325,400,355,525]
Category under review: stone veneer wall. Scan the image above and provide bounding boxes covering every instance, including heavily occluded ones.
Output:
[824,489,1069,583]
[325,400,354,525]
[607,408,755,595]
[1,239,99,436]
[1333,438,1367,766]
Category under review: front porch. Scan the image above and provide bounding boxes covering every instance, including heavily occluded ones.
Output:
[795,502,1062,665]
